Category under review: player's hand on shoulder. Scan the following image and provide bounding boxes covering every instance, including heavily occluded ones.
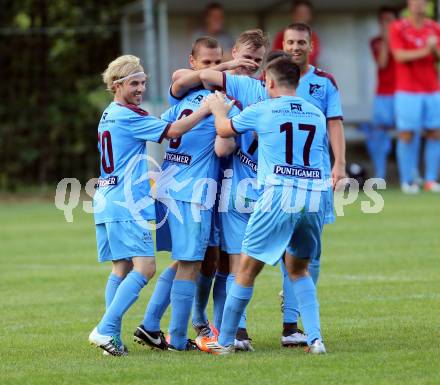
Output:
[198,97,212,116]
[205,91,235,115]
[223,58,259,72]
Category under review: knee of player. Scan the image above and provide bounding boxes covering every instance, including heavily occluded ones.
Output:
[425,129,440,140]
[398,131,413,142]
[112,260,133,278]
[133,257,157,280]
[176,261,202,281]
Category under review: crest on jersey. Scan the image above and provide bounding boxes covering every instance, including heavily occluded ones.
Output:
[309,83,325,99]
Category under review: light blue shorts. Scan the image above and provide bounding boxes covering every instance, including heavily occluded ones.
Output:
[241,187,325,266]
[208,208,220,247]
[373,95,395,128]
[155,200,211,262]
[395,91,440,131]
[220,196,254,255]
[96,221,154,263]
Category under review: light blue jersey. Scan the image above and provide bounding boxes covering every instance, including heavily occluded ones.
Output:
[159,89,240,207]
[224,67,342,223]
[296,65,343,181]
[231,96,327,192]
[232,96,327,267]
[224,67,342,179]
[94,102,169,224]
[223,74,268,201]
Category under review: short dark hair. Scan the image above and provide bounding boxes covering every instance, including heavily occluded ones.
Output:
[378,6,398,18]
[265,56,300,88]
[235,29,269,50]
[191,36,222,57]
[285,22,312,40]
[204,2,224,16]
[265,50,291,65]
[292,0,314,12]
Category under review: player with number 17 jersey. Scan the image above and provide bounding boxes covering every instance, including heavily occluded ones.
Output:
[231,95,327,265]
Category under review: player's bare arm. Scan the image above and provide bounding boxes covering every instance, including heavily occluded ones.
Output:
[214,135,236,157]
[172,58,259,97]
[328,119,346,188]
[206,91,236,137]
[166,102,211,138]
[172,58,258,83]
[199,69,225,90]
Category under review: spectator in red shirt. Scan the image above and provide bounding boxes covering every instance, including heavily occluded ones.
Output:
[389,0,440,193]
[368,6,398,180]
[272,0,320,66]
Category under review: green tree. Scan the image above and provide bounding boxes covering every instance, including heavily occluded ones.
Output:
[0,0,134,190]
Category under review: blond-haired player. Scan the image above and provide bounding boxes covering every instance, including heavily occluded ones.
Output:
[88,55,210,356]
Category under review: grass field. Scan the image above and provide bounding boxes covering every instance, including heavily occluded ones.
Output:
[1,189,440,385]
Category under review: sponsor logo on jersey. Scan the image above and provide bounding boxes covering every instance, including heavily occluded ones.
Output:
[273,165,321,179]
[164,152,192,165]
[193,94,204,103]
[290,103,302,112]
[96,176,118,188]
[309,83,325,99]
[236,149,257,172]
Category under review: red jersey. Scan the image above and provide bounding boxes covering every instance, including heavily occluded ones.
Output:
[389,18,440,93]
[370,36,396,95]
[272,29,320,66]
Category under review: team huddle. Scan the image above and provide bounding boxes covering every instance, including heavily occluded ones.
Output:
[88,23,346,356]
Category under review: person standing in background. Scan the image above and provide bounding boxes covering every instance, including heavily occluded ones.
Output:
[368,7,398,180]
[389,0,440,193]
[272,0,320,66]
[192,3,234,60]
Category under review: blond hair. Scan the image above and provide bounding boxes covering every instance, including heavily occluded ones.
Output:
[102,55,145,94]
[234,29,269,50]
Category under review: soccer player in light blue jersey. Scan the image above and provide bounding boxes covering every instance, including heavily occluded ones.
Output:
[134,38,242,351]
[88,55,210,356]
[278,22,345,346]
[196,56,327,355]
[167,31,267,350]
[195,23,345,347]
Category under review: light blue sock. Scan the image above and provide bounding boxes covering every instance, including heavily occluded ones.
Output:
[192,273,213,326]
[308,257,320,285]
[218,283,253,347]
[105,273,123,309]
[372,129,391,179]
[169,280,196,350]
[292,276,321,345]
[280,261,299,323]
[424,138,440,182]
[212,272,227,330]
[142,267,176,331]
[362,123,375,159]
[98,270,147,336]
[397,138,413,184]
[226,274,247,329]
[412,131,422,181]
